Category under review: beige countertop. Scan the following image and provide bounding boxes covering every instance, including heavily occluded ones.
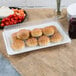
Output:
[0,8,76,76]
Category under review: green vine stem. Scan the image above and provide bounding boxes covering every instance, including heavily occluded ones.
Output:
[0,18,2,24]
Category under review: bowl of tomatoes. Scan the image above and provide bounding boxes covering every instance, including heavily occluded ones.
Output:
[0,7,27,29]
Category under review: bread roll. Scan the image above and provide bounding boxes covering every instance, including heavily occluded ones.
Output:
[26,38,38,47]
[31,28,42,37]
[17,29,30,40]
[50,32,62,42]
[11,39,25,50]
[42,26,55,36]
[38,36,50,46]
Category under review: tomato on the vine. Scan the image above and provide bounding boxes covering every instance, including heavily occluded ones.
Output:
[0,8,25,27]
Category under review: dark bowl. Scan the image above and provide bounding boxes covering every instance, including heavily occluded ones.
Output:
[0,7,28,29]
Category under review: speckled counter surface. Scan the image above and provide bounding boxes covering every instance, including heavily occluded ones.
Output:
[0,8,76,76]
[0,53,20,76]
[0,0,76,75]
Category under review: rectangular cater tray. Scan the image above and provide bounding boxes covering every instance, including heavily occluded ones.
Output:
[3,21,71,55]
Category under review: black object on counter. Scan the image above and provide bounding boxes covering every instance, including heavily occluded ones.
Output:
[69,18,76,39]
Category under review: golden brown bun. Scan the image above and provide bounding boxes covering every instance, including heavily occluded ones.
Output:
[38,36,50,46]
[11,32,18,42]
[50,26,58,32]
[17,29,30,40]
[31,28,42,37]
[42,26,55,36]
[11,39,25,50]
[50,32,63,42]
[26,38,38,47]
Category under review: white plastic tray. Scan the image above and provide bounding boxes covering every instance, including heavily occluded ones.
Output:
[3,21,71,55]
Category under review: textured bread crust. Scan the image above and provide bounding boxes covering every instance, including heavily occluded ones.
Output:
[50,32,63,42]
[11,26,62,49]
[17,29,30,40]
[11,32,18,42]
[31,28,42,37]
[38,36,50,46]
[50,26,58,32]
[11,39,25,50]
[42,26,55,36]
[26,38,38,47]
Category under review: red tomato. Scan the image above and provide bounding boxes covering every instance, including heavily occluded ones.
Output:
[1,23,5,26]
[13,21,17,24]
[5,18,9,21]
[8,15,13,18]
[18,20,22,23]
[18,16,22,20]
[14,16,18,20]
[9,22,13,25]
[16,20,18,23]
[22,16,24,20]
[1,19,6,22]
[11,18,14,22]
[5,22,9,26]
